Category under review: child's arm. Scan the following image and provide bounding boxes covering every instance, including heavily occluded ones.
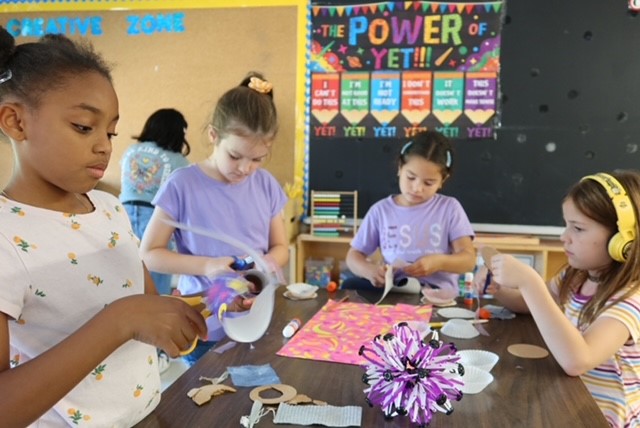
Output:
[265,210,289,267]
[403,236,476,277]
[0,295,207,427]
[492,254,630,376]
[492,286,531,314]
[140,207,234,276]
[346,248,386,287]
[144,263,159,295]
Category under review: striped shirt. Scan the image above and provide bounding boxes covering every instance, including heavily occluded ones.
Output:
[563,287,640,427]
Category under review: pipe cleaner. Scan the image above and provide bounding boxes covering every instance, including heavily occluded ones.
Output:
[360,322,464,427]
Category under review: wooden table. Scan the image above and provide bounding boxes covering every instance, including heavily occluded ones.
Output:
[136,290,608,427]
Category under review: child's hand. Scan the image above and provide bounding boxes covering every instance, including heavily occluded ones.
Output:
[364,263,387,287]
[228,295,254,312]
[473,266,500,295]
[491,254,539,290]
[204,256,235,277]
[403,254,443,278]
[108,295,208,358]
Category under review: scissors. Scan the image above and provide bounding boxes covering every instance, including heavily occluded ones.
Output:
[173,295,217,356]
[174,270,268,354]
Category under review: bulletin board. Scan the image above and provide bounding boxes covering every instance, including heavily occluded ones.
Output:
[0,0,308,197]
[309,2,503,138]
[308,0,640,233]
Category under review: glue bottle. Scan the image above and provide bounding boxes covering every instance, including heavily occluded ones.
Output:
[463,272,475,309]
[282,318,301,338]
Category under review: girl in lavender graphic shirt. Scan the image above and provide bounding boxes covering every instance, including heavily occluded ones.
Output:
[344,130,476,300]
[140,72,288,365]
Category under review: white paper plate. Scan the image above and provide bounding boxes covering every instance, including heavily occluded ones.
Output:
[437,307,476,319]
[283,291,318,301]
[286,283,319,299]
[457,350,499,372]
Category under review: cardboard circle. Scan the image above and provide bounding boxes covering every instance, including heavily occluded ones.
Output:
[507,343,549,359]
[249,384,297,405]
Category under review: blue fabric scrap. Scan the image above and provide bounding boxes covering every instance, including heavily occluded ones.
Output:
[227,363,281,387]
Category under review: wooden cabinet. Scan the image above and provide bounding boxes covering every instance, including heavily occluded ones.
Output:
[295,234,352,284]
[295,233,567,283]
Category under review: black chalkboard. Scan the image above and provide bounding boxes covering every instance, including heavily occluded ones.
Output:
[309,0,640,231]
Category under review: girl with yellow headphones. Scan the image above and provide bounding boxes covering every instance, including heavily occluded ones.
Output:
[478,170,640,427]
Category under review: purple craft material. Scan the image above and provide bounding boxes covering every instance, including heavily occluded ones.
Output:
[204,272,251,319]
[360,322,464,427]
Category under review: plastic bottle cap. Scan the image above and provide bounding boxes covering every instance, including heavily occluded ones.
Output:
[282,325,296,338]
[464,272,474,282]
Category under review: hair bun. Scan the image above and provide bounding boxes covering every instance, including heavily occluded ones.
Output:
[0,27,16,71]
[247,76,273,94]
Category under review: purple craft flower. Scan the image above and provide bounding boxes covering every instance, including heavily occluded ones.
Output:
[360,322,464,427]
[205,272,252,318]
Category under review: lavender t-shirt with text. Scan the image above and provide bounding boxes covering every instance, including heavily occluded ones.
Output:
[351,194,474,294]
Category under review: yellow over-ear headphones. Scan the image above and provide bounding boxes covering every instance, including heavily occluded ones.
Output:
[581,173,637,262]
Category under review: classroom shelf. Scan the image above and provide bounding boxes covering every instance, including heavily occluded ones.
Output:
[295,233,567,283]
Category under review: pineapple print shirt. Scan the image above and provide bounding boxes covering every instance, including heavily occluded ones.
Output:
[0,190,161,427]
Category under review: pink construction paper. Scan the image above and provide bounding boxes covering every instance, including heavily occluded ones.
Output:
[277,301,432,365]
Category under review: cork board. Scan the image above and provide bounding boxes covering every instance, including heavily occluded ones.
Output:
[0,4,299,194]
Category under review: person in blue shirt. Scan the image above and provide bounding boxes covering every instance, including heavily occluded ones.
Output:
[119,108,190,295]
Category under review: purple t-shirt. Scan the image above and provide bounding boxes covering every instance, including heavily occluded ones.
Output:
[153,164,287,294]
[351,194,474,294]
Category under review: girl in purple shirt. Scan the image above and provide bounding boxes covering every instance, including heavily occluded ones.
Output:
[140,72,288,364]
[344,130,476,300]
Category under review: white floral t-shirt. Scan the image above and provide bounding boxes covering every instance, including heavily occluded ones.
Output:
[0,190,161,427]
